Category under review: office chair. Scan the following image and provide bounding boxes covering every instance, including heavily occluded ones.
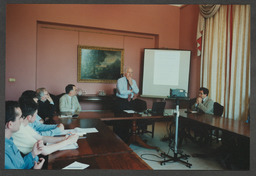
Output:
[137,101,155,138]
[137,119,155,138]
[53,93,65,114]
[214,102,224,116]
[209,102,224,143]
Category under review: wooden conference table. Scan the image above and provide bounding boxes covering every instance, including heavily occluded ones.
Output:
[178,109,250,170]
[178,109,250,138]
[55,111,172,150]
[78,111,172,150]
[48,118,152,170]
[49,110,250,169]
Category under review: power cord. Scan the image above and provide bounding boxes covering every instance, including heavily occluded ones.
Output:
[139,147,174,163]
[140,153,165,162]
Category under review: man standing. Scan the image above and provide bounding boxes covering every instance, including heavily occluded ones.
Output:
[36,88,55,123]
[192,87,214,114]
[5,101,45,169]
[114,67,147,142]
[115,67,146,113]
[59,84,81,114]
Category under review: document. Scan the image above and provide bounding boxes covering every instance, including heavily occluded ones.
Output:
[60,127,98,136]
[62,161,89,170]
[59,143,78,151]
[123,110,136,113]
[190,111,198,113]
[80,128,98,133]
[60,115,73,118]
[47,142,78,151]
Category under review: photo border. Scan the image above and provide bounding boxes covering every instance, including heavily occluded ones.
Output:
[1,1,255,176]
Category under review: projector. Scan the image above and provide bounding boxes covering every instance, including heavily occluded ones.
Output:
[170,89,187,97]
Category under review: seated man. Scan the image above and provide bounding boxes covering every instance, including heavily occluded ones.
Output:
[190,87,214,143]
[21,90,44,124]
[59,84,81,114]
[5,101,45,169]
[20,90,64,136]
[191,87,214,114]
[12,99,79,155]
[114,67,147,142]
[36,88,55,123]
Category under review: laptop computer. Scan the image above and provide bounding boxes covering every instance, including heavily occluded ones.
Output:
[150,102,166,116]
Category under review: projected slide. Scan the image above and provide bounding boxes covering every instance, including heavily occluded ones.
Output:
[142,49,191,97]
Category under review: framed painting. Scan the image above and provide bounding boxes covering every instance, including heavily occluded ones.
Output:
[77,45,124,83]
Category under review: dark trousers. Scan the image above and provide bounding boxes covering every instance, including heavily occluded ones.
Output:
[113,97,147,142]
[114,97,147,114]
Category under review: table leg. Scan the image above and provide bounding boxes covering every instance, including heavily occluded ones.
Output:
[128,120,159,150]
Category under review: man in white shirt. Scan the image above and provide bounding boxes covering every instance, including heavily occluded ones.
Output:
[59,84,81,114]
[12,99,79,155]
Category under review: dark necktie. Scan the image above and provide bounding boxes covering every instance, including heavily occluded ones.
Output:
[127,79,131,102]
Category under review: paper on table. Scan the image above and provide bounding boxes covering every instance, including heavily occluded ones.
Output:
[123,110,136,113]
[60,115,73,118]
[59,129,80,135]
[62,161,89,170]
[190,111,198,113]
[59,142,78,151]
[79,127,98,133]
[60,127,98,136]
[47,142,78,151]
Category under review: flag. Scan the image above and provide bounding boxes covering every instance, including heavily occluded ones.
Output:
[196,13,205,56]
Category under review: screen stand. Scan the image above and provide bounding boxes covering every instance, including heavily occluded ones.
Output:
[160,98,192,168]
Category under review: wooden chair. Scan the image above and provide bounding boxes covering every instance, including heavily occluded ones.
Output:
[137,119,155,138]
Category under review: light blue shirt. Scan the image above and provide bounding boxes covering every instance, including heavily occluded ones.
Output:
[5,137,38,169]
[116,76,139,99]
[28,115,61,136]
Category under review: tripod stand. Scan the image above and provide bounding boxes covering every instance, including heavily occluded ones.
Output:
[160,98,192,168]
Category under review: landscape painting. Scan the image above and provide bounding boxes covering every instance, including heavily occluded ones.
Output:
[78,45,124,83]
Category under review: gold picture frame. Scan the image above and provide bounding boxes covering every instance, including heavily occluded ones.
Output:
[78,45,124,83]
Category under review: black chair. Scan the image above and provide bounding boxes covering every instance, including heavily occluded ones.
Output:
[138,119,155,138]
[188,100,224,144]
[209,102,224,143]
[189,98,197,109]
[179,98,198,144]
[134,100,154,138]
[214,102,224,116]
[138,102,166,138]
[53,93,65,114]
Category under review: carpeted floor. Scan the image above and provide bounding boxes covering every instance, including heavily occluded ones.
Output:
[128,121,225,170]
